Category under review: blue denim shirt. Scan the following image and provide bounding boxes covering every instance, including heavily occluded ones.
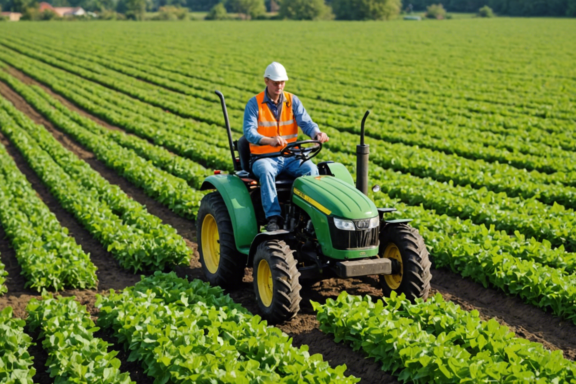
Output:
[243,88,321,145]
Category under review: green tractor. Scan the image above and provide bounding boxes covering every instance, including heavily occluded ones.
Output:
[197,91,432,323]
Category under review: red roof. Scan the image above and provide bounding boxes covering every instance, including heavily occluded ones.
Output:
[38,2,55,11]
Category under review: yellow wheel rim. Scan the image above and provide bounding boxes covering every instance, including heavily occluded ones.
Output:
[383,243,403,290]
[201,214,220,274]
[257,259,273,307]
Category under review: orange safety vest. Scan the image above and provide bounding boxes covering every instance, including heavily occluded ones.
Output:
[249,91,299,155]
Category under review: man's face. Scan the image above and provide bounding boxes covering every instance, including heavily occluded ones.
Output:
[265,78,285,99]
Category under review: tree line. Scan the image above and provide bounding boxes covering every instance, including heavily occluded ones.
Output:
[404,0,576,16]
[2,0,575,19]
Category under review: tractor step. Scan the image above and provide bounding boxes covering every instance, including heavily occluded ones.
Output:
[333,258,392,278]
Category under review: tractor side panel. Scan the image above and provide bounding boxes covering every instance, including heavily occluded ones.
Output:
[201,175,257,255]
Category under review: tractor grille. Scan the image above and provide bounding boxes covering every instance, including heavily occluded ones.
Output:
[329,220,379,250]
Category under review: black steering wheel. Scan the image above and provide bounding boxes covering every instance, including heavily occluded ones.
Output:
[280,140,323,164]
[253,140,323,165]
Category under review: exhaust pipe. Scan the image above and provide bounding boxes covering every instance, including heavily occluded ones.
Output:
[356,110,370,195]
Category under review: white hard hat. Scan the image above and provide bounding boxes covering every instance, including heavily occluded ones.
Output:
[264,62,289,81]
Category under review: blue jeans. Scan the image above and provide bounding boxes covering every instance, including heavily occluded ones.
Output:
[252,157,319,219]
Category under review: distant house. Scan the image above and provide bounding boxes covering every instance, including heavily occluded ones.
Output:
[38,2,86,17]
[1,12,22,21]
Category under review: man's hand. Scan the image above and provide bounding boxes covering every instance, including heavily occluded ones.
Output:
[315,132,329,143]
[261,136,288,147]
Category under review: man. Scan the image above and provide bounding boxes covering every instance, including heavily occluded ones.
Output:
[243,62,329,232]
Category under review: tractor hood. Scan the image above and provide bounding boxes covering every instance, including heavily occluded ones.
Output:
[292,176,378,220]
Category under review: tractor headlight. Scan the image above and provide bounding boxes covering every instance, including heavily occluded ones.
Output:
[334,217,355,231]
[368,217,379,229]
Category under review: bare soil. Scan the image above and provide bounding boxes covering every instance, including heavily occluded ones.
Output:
[1,66,575,384]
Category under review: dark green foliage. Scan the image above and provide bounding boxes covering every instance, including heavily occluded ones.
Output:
[152,4,189,19]
[226,0,265,18]
[567,0,576,16]
[332,0,401,20]
[403,0,575,16]
[477,4,494,16]
[279,0,331,20]
[425,3,445,18]
[205,2,227,18]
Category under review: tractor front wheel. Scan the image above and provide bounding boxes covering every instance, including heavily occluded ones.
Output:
[197,192,246,288]
[253,239,301,324]
[379,223,432,301]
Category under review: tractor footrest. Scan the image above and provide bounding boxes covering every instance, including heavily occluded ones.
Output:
[334,258,392,278]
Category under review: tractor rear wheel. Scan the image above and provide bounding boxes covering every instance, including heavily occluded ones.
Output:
[197,192,246,287]
[379,223,431,301]
[252,239,301,324]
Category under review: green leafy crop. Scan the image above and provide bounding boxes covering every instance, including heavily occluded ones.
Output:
[97,272,359,383]
[0,141,97,291]
[0,97,191,273]
[313,292,576,383]
[26,294,133,383]
[0,307,35,384]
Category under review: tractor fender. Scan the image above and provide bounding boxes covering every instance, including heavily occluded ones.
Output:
[200,175,257,255]
[247,231,291,266]
[383,219,413,224]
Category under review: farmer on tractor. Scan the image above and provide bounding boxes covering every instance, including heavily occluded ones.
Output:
[243,62,329,232]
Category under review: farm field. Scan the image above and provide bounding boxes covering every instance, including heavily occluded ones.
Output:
[0,19,575,382]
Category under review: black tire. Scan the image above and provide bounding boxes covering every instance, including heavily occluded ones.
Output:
[379,223,432,302]
[197,192,246,287]
[252,239,301,324]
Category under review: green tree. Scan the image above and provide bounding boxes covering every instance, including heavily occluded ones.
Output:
[567,0,576,16]
[227,0,265,18]
[126,0,146,18]
[186,0,219,10]
[332,0,401,20]
[477,5,494,16]
[205,2,227,18]
[9,0,36,12]
[279,0,331,20]
[425,3,446,18]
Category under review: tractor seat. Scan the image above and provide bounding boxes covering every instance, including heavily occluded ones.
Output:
[237,136,295,187]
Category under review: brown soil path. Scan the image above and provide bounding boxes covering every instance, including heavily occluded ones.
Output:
[1,65,576,383]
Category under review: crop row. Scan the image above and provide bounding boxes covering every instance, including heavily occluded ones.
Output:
[4,44,576,206]
[39,38,576,175]
[0,70,205,220]
[6,33,574,147]
[370,191,576,323]
[0,307,35,383]
[3,50,576,232]
[313,292,576,383]
[97,272,359,383]
[0,46,573,184]
[0,97,190,272]
[0,139,97,291]
[5,59,575,268]
[8,58,574,255]
[27,24,572,111]
[26,294,133,383]
[19,33,576,140]
[4,62,573,275]
[0,58,234,171]
[13,61,576,255]
[33,87,211,190]
[2,33,575,319]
